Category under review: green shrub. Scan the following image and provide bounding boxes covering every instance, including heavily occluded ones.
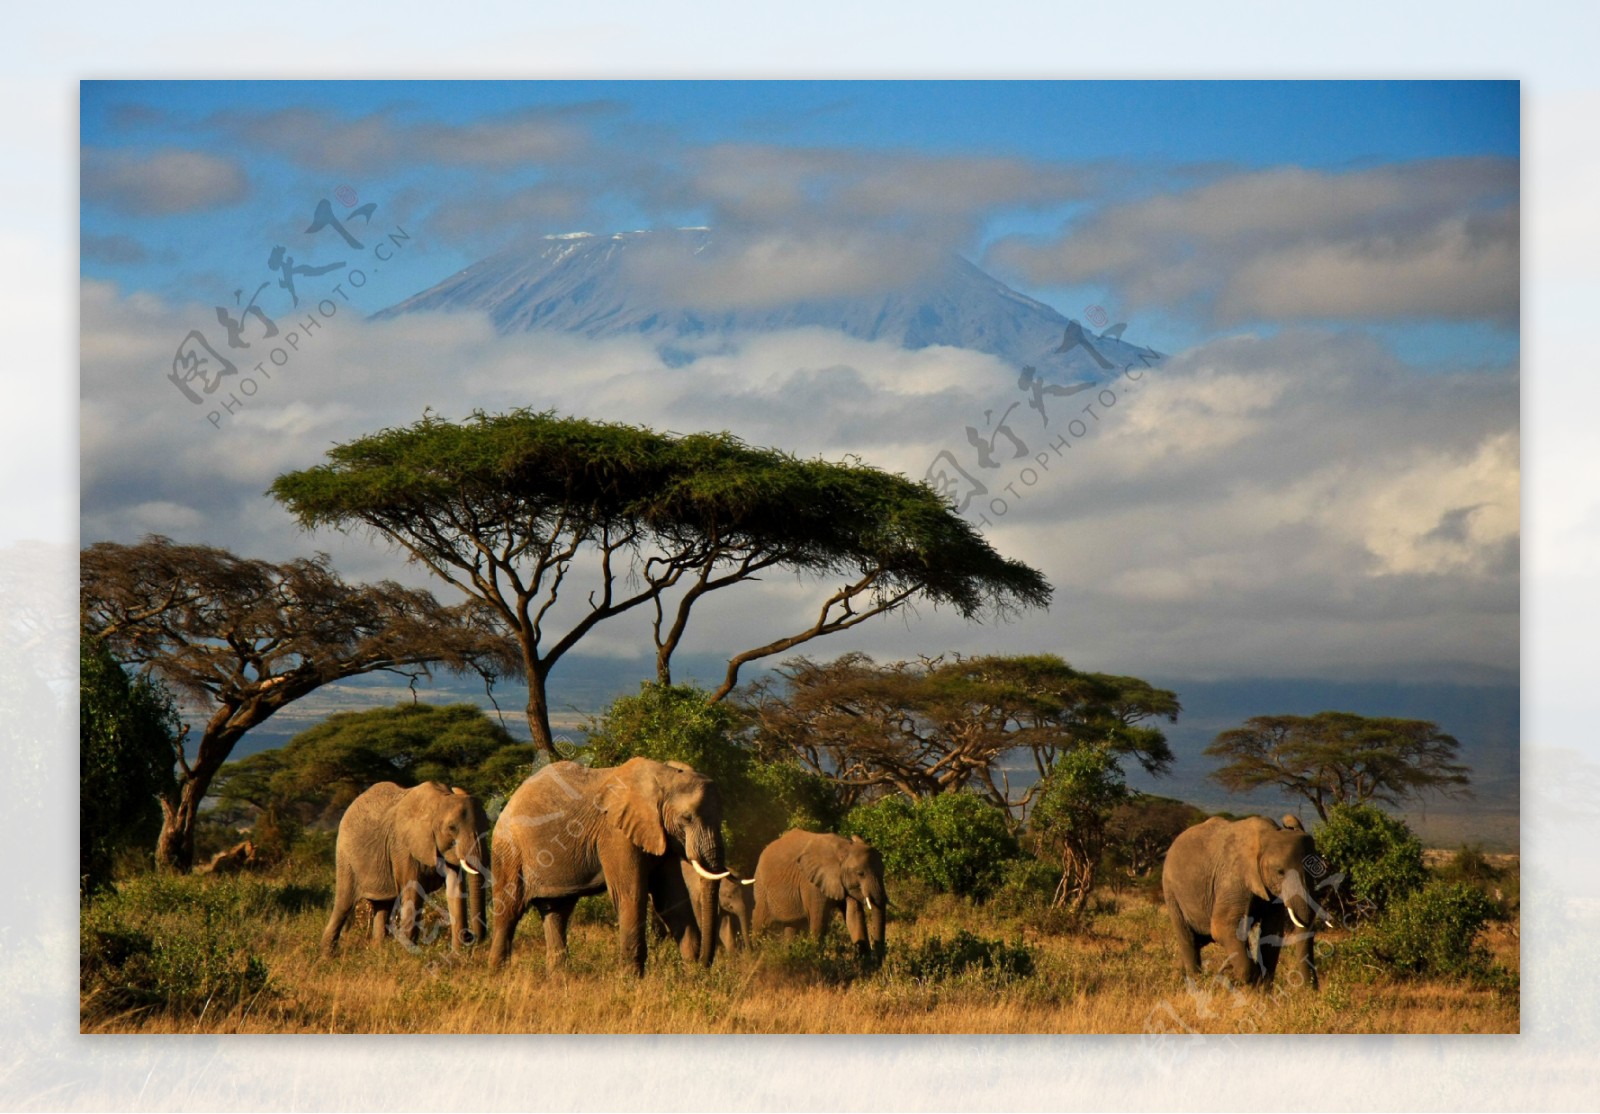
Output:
[1353,880,1498,980]
[81,874,271,1018]
[1313,804,1427,917]
[80,640,180,892]
[895,931,1035,983]
[843,792,1020,899]
[990,856,1061,913]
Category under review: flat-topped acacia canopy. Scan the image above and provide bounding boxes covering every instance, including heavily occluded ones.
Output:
[271,409,1052,754]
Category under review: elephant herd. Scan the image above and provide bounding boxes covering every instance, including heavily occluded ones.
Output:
[319,756,1329,991]
[320,757,889,977]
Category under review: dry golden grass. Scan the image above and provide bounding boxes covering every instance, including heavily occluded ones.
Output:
[81,874,1518,1035]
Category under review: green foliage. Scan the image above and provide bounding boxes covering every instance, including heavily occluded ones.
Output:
[585,682,844,870]
[214,702,536,832]
[843,792,1020,899]
[1207,710,1471,819]
[79,639,179,892]
[1314,803,1428,916]
[80,874,279,1017]
[1352,880,1498,980]
[894,931,1036,983]
[1027,745,1131,913]
[990,856,1062,913]
[586,682,744,782]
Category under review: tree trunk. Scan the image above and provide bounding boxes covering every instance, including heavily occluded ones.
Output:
[524,667,559,760]
[156,771,211,872]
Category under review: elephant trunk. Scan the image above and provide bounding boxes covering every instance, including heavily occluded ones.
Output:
[445,864,467,951]
[697,876,719,967]
[1280,870,1317,934]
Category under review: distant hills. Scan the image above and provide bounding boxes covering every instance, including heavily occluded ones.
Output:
[228,660,1519,850]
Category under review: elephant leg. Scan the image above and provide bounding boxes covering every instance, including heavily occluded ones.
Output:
[397,877,425,947]
[488,865,525,970]
[610,880,649,977]
[1165,895,1202,977]
[542,897,577,970]
[370,899,394,945]
[1215,910,1259,985]
[782,925,798,942]
[320,862,357,957]
[806,893,832,943]
[719,917,738,953]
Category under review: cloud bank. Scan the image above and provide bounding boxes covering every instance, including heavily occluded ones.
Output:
[81,279,1517,684]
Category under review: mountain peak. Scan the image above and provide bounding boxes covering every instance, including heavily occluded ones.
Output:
[376,227,1159,374]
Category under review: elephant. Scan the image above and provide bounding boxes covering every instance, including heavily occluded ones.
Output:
[321,781,488,957]
[488,757,730,976]
[1160,814,1329,989]
[653,864,756,954]
[753,830,887,958]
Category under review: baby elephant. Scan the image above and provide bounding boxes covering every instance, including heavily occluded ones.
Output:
[1161,814,1328,989]
[754,830,887,957]
[651,864,757,956]
[321,781,489,957]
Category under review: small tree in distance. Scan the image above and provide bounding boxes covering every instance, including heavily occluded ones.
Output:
[1205,711,1471,822]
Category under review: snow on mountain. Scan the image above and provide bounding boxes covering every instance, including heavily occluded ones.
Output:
[375,227,1160,377]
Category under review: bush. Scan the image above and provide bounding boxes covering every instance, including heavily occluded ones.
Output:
[843,792,1020,900]
[80,640,180,892]
[1313,804,1427,918]
[895,931,1035,983]
[81,874,272,1019]
[1354,880,1498,980]
[990,856,1061,913]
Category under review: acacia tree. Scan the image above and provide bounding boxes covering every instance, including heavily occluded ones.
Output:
[741,652,1178,822]
[270,409,1050,757]
[81,536,519,871]
[1206,711,1472,821]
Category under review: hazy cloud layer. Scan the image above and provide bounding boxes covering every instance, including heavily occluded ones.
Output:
[987,158,1519,324]
[80,147,250,215]
[82,279,1517,683]
[212,104,607,172]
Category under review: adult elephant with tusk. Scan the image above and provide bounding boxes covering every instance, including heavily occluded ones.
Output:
[321,781,489,957]
[753,830,887,958]
[1161,814,1329,989]
[488,757,729,976]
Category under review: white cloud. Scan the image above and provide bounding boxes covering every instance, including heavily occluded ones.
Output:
[987,158,1519,324]
[80,282,1517,684]
[81,147,250,215]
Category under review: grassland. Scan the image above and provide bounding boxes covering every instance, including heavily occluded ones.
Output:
[80,867,1518,1035]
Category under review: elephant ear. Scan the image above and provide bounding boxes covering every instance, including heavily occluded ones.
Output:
[797,839,847,901]
[401,784,446,866]
[1243,824,1272,900]
[597,763,668,856]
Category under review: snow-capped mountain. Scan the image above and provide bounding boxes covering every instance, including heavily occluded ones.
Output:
[376,227,1159,376]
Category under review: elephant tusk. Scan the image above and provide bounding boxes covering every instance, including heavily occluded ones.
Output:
[740,877,756,886]
[690,859,731,881]
[461,861,480,876]
[1287,905,1307,930]
[864,894,873,911]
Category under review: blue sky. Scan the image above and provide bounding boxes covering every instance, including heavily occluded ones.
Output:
[81,80,1519,363]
